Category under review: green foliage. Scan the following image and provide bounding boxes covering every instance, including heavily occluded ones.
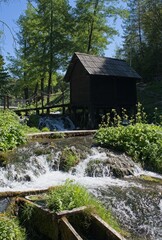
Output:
[73,0,122,54]
[8,0,73,104]
[46,180,123,233]
[0,55,11,95]
[0,110,40,151]
[20,203,34,222]
[41,127,50,132]
[60,147,80,171]
[0,214,26,240]
[47,180,90,212]
[119,0,162,82]
[135,102,147,123]
[0,110,26,151]
[100,103,148,128]
[95,123,162,173]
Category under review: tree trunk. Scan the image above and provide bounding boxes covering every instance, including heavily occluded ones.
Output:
[3,96,6,110]
[47,0,54,111]
[34,82,39,108]
[87,0,99,53]
[41,77,44,114]
[24,87,29,105]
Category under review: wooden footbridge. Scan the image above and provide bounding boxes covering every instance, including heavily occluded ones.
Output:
[14,103,70,115]
[0,93,70,116]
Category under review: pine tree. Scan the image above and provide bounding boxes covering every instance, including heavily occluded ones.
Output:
[0,55,13,108]
[120,0,162,81]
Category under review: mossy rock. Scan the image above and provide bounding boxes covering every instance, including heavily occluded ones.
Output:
[140,175,162,184]
[0,152,8,167]
[59,146,80,171]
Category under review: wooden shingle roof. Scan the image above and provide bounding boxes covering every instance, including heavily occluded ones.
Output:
[64,52,141,81]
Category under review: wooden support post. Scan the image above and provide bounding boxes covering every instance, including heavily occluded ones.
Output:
[88,105,95,129]
[7,96,9,109]
[3,96,6,110]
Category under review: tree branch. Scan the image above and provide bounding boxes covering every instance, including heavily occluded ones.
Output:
[0,20,17,47]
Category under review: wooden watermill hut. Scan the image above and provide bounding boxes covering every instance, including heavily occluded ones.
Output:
[64,52,141,128]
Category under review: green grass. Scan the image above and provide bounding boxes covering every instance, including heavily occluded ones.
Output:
[46,180,128,236]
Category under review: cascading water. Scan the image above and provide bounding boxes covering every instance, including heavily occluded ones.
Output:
[0,136,162,240]
[38,115,75,131]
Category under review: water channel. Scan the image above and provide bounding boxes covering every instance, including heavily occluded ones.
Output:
[0,135,162,240]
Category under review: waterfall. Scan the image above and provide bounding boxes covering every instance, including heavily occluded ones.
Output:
[0,137,162,240]
[38,115,75,131]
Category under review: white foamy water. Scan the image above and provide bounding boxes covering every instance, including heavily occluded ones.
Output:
[71,147,110,177]
[39,116,75,131]
[159,199,162,212]
[0,147,144,192]
[0,171,132,192]
[0,144,162,194]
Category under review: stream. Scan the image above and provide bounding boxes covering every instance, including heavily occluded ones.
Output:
[0,136,162,240]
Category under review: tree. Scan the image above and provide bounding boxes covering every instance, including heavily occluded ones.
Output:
[0,55,13,108]
[72,0,127,55]
[120,0,162,81]
[9,0,73,107]
[141,0,162,81]
[35,0,73,105]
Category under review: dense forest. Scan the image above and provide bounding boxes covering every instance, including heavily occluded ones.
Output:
[0,0,162,109]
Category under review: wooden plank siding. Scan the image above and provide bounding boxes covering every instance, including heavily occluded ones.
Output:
[70,60,90,107]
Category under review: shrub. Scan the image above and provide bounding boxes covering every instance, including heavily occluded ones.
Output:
[0,110,40,151]
[41,127,50,132]
[0,110,26,151]
[0,214,26,240]
[95,123,162,173]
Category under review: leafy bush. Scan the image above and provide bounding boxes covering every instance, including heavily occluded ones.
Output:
[95,123,162,173]
[0,110,27,151]
[0,215,26,240]
[0,110,40,151]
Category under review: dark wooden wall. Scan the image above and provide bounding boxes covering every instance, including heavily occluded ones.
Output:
[90,75,115,107]
[70,60,90,107]
[70,70,137,109]
[115,77,137,107]
[90,75,137,108]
